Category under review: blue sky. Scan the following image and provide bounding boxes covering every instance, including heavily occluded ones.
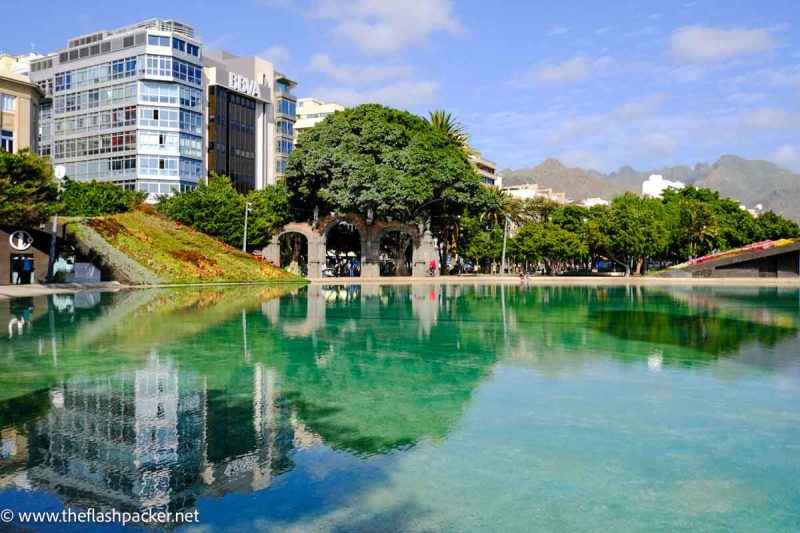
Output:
[3,0,799,172]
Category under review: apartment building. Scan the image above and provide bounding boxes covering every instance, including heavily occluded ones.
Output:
[0,54,42,154]
[469,152,501,187]
[29,19,205,199]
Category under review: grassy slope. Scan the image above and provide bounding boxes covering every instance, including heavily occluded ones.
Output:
[67,210,301,284]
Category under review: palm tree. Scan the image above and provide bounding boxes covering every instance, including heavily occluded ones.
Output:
[427,110,474,154]
[480,189,526,228]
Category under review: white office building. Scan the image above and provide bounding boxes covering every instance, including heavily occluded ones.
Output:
[642,174,684,198]
[204,51,297,192]
[29,19,205,200]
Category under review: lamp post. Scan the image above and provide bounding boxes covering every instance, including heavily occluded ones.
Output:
[47,166,67,283]
[500,215,509,276]
[242,202,253,252]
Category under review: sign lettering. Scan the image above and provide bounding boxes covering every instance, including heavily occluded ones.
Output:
[228,72,261,98]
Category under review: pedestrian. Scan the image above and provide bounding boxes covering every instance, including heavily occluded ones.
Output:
[427,259,437,277]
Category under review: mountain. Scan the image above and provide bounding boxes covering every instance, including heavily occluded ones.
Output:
[604,155,800,221]
[500,159,635,200]
[503,156,800,221]
[606,163,712,187]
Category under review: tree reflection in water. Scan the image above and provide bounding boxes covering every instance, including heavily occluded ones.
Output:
[0,283,797,526]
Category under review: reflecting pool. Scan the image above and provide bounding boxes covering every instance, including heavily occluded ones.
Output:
[1,284,799,531]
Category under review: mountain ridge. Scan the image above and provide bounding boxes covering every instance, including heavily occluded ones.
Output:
[501,155,800,221]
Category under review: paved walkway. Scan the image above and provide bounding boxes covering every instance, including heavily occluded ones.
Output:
[0,282,125,299]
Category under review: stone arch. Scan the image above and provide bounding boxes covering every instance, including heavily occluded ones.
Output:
[266,214,439,278]
[322,217,365,277]
[264,222,324,278]
[376,225,419,277]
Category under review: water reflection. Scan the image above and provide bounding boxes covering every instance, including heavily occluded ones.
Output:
[0,284,798,529]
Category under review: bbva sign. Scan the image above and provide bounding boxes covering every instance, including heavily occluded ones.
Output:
[228,72,261,98]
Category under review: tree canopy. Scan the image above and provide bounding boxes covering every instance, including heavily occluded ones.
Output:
[157,174,290,250]
[285,104,490,225]
[0,149,60,226]
[61,179,146,216]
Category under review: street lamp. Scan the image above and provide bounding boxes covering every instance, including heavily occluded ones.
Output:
[242,202,253,252]
[500,215,509,276]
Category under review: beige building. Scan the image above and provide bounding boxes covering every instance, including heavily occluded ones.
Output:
[0,54,42,153]
[469,152,501,187]
[295,97,344,136]
[502,183,567,203]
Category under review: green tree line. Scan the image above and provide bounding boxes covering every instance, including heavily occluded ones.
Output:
[458,188,800,275]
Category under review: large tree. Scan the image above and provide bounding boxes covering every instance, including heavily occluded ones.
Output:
[286,104,494,270]
[603,193,668,275]
[0,149,60,226]
[157,174,290,250]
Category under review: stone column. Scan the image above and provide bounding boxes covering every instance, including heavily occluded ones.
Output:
[413,230,437,277]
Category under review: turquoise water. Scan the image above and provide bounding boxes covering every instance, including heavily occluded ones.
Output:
[0,284,798,532]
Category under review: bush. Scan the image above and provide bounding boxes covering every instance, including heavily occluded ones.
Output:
[61,179,146,216]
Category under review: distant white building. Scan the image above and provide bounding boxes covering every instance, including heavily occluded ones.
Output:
[642,174,684,198]
[580,197,610,208]
[740,203,763,217]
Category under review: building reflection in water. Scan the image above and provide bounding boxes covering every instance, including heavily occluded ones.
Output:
[2,353,308,521]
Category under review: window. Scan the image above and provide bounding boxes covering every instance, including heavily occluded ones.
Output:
[148,35,170,47]
[1,94,15,113]
[277,120,294,136]
[1,130,13,153]
[278,139,293,154]
[172,38,185,52]
[277,98,296,118]
[276,81,293,95]
[276,159,287,175]
[179,86,202,109]
[186,43,199,57]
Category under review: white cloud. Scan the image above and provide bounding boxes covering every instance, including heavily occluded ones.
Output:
[727,92,765,105]
[308,53,413,85]
[310,0,463,55]
[612,94,667,120]
[531,57,592,85]
[547,26,569,36]
[767,146,800,172]
[261,45,290,66]
[741,107,800,129]
[547,94,667,144]
[671,26,776,63]
[632,132,679,155]
[311,80,440,108]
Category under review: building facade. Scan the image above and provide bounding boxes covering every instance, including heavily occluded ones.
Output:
[29,19,205,200]
[203,51,297,192]
[469,152,501,187]
[642,174,684,198]
[295,97,343,136]
[0,54,42,154]
[502,183,567,203]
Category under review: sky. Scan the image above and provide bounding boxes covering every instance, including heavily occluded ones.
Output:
[3,0,800,173]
